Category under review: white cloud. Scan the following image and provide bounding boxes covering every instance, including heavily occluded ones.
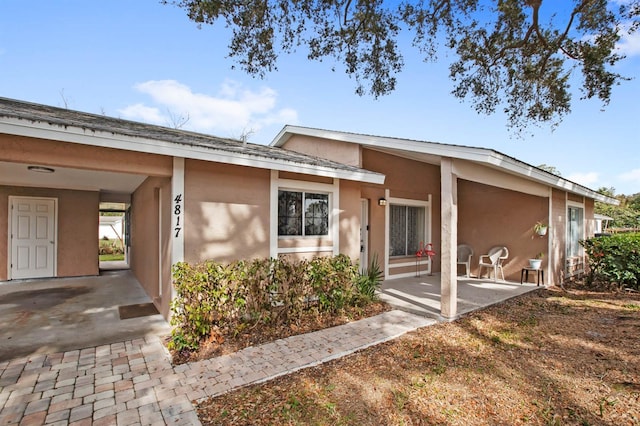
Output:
[617,24,640,57]
[118,103,164,124]
[619,168,640,182]
[118,79,298,137]
[567,171,600,187]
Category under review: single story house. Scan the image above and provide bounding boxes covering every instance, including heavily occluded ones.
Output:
[0,97,618,319]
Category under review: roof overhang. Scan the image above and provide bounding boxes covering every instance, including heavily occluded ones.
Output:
[272,125,619,205]
[0,117,385,185]
[0,160,146,193]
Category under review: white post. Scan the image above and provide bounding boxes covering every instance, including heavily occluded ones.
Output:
[383,188,390,280]
[269,170,279,259]
[332,178,340,256]
[440,158,458,319]
[171,157,185,268]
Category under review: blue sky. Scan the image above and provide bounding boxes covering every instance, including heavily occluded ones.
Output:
[1,0,639,195]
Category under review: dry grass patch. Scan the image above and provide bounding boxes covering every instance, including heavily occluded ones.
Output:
[197,286,640,425]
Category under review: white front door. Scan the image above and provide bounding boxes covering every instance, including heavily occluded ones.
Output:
[10,197,56,279]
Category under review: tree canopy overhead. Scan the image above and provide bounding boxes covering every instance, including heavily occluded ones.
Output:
[166,0,639,132]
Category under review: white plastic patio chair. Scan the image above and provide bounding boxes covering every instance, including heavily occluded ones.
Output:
[456,244,474,277]
[478,246,509,281]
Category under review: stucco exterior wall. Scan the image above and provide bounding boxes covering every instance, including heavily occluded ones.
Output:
[0,186,99,280]
[129,176,172,318]
[280,134,362,167]
[568,192,584,203]
[458,180,548,282]
[361,148,440,276]
[278,172,333,185]
[339,179,362,260]
[1,134,173,176]
[184,160,271,264]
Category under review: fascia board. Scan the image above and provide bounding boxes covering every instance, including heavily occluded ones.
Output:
[274,125,619,206]
[0,118,385,185]
[484,152,619,205]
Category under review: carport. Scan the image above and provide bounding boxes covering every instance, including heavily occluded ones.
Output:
[1,159,145,278]
[0,270,170,362]
[1,100,177,319]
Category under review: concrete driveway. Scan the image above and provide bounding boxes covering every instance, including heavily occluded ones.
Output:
[0,270,170,362]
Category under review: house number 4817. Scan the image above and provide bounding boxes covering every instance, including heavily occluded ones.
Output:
[174,194,183,238]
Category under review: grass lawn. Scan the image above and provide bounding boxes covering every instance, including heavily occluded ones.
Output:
[197,286,640,425]
[98,253,124,262]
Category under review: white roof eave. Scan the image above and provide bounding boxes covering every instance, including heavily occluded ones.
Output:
[0,118,385,185]
[272,125,619,206]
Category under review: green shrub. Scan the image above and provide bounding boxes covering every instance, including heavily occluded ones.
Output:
[357,253,384,301]
[581,233,640,291]
[168,255,373,352]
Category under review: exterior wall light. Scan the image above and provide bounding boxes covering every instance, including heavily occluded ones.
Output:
[378,197,387,206]
[28,166,55,173]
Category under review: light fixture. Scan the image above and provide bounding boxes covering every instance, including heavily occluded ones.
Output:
[28,165,55,173]
[378,197,387,206]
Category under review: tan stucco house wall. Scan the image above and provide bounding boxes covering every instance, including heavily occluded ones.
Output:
[458,180,548,282]
[130,176,172,318]
[184,159,271,264]
[1,134,173,177]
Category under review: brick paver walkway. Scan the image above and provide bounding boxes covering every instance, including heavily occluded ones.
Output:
[0,310,434,425]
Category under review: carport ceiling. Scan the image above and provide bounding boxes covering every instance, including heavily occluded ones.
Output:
[0,161,147,193]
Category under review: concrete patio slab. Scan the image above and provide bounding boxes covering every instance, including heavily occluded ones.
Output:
[380,273,543,319]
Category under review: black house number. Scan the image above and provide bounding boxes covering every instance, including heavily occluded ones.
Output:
[174,194,183,238]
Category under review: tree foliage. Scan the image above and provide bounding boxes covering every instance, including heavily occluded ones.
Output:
[595,187,640,229]
[537,163,561,175]
[165,0,639,132]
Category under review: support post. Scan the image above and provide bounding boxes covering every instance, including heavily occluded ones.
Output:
[440,158,458,319]
[171,157,185,281]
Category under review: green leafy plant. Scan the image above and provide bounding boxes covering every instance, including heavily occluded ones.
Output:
[581,233,640,291]
[534,221,548,236]
[168,255,367,352]
[357,253,384,301]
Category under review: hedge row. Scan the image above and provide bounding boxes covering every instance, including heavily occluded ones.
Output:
[581,232,640,291]
[168,254,381,351]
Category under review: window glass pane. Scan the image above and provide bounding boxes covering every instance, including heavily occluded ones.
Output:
[304,193,329,235]
[389,205,407,256]
[407,206,425,255]
[567,206,584,257]
[278,191,302,235]
[390,204,426,257]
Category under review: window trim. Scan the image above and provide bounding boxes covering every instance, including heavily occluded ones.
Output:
[566,201,585,277]
[384,192,432,279]
[277,189,330,237]
[388,204,427,258]
[269,172,340,258]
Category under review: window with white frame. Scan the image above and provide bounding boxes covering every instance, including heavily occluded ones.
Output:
[567,205,584,258]
[278,190,329,236]
[389,204,425,257]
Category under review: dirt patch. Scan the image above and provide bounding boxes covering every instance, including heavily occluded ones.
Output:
[197,285,640,425]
